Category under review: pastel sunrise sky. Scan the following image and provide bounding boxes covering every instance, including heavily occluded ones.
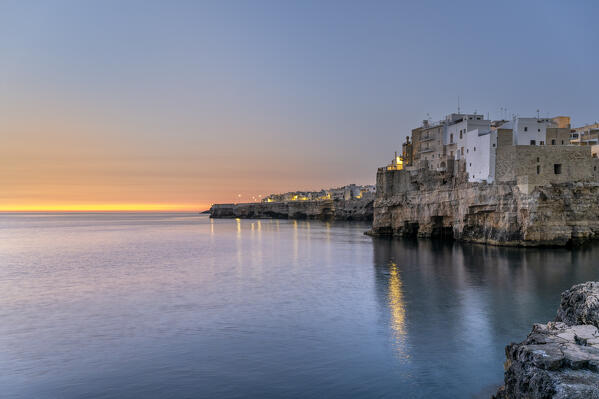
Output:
[2,0,598,211]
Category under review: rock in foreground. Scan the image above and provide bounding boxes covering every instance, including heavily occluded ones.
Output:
[556,281,599,328]
[494,282,599,398]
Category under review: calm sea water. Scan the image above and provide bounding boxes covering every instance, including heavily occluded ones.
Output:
[1,213,598,398]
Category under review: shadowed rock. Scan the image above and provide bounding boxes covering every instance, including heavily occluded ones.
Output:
[556,282,599,328]
[494,282,599,398]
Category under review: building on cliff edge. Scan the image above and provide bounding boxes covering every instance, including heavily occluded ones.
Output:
[397,112,599,192]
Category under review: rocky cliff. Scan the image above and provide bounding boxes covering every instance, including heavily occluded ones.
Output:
[369,163,599,246]
[494,282,599,399]
[210,198,373,221]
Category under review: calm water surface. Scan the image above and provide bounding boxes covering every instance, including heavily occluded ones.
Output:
[1,213,599,398]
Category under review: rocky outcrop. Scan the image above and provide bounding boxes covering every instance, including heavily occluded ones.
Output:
[210,198,373,221]
[369,163,599,246]
[556,282,599,328]
[494,282,599,399]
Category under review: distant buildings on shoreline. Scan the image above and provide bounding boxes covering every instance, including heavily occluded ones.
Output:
[393,112,599,192]
[262,184,375,203]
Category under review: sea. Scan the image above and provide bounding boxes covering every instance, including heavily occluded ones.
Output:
[1,212,598,398]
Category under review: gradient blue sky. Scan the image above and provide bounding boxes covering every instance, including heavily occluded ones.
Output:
[2,0,598,210]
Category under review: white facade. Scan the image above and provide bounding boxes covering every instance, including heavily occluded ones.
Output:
[501,117,557,146]
[464,129,497,182]
[445,115,491,161]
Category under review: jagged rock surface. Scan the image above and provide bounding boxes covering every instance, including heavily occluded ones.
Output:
[556,282,599,328]
[371,166,599,246]
[494,282,599,399]
[210,198,373,221]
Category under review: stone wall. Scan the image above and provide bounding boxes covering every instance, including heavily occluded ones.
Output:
[545,127,571,145]
[494,138,595,193]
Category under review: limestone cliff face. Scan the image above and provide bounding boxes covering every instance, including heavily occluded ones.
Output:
[210,198,373,221]
[371,164,599,246]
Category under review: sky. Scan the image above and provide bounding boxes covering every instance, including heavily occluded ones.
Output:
[1,0,598,211]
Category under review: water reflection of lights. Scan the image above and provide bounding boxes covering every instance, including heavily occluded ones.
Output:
[236,218,242,269]
[388,261,407,356]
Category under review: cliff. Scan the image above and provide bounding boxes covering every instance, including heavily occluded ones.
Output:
[493,282,599,398]
[210,198,373,221]
[369,162,599,246]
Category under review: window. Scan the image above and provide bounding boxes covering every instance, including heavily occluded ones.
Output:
[461,147,464,155]
[551,139,556,145]
[554,164,562,175]
[538,128,541,132]
[493,143,496,147]
[450,151,454,157]
[524,127,528,132]
[460,131,463,139]
[469,163,471,167]
[473,146,476,151]
[450,133,454,143]
[537,165,540,174]
[467,149,469,153]
[530,140,536,145]
[540,141,544,145]
[562,140,564,145]
[536,157,540,162]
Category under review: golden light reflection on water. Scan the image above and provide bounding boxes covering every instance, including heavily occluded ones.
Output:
[236,218,242,270]
[388,261,407,356]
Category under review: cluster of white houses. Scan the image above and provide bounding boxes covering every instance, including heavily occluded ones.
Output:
[395,113,599,192]
[262,184,375,203]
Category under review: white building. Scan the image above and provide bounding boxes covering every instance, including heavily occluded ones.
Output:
[464,129,497,183]
[443,114,491,161]
[499,117,557,146]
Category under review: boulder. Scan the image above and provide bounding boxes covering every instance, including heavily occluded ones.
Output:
[494,282,599,398]
[556,282,599,328]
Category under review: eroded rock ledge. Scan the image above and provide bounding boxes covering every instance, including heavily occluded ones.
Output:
[493,282,599,398]
[369,164,599,246]
[210,198,373,221]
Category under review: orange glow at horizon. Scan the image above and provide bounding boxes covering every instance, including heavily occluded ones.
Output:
[0,203,205,212]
